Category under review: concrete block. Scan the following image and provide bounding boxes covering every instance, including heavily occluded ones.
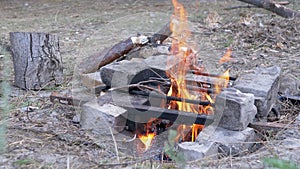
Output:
[234,66,281,117]
[144,54,183,73]
[80,101,127,133]
[197,125,256,156]
[215,88,257,131]
[100,55,183,89]
[81,71,103,88]
[100,60,149,87]
[178,141,218,161]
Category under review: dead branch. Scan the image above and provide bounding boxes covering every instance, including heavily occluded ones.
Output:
[78,22,172,74]
[224,5,258,10]
[237,0,300,18]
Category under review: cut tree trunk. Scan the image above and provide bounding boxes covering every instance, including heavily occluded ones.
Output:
[238,0,300,18]
[10,32,63,90]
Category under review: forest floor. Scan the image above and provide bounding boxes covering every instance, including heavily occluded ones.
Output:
[0,0,300,168]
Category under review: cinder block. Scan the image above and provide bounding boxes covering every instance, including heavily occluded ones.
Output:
[144,54,183,73]
[234,66,281,117]
[80,101,127,133]
[81,72,103,88]
[178,141,218,161]
[100,60,149,87]
[197,126,256,156]
[215,88,257,131]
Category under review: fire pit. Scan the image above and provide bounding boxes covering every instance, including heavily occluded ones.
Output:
[78,0,282,161]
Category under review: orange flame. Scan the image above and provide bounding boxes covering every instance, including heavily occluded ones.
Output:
[168,0,204,143]
[219,48,232,64]
[215,69,230,94]
[166,0,231,143]
[140,0,231,147]
[137,118,157,151]
[138,133,155,151]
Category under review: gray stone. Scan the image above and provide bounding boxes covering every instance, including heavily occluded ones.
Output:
[80,72,106,93]
[178,141,218,161]
[100,55,183,89]
[144,54,183,73]
[279,74,299,96]
[126,45,170,60]
[215,88,257,131]
[100,60,149,87]
[234,66,281,117]
[185,73,220,88]
[197,125,256,156]
[80,101,128,132]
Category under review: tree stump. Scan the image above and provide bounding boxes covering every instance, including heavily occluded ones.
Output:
[10,32,63,90]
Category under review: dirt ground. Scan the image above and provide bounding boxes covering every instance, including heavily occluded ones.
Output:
[0,0,300,168]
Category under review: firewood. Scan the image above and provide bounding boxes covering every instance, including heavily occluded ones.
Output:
[10,32,63,90]
[238,0,300,18]
[78,22,172,74]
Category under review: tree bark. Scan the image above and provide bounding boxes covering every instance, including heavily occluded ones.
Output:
[238,0,300,18]
[10,32,63,90]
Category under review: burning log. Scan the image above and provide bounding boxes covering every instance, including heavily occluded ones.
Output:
[10,32,63,90]
[78,22,172,74]
[129,90,211,106]
[121,104,214,126]
[238,0,300,18]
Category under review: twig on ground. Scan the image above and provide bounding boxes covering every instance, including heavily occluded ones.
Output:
[224,5,258,10]
[109,127,120,163]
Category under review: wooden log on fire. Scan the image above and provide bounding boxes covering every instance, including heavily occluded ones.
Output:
[78,22,172,74]
[237,0,300,18]
[10,32,63,90]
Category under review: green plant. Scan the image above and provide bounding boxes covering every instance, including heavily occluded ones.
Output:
[0,46,11,153]
[224,37,233,48]
[13,159,33,166]
[164,130,186,168]
[263,157,299,169]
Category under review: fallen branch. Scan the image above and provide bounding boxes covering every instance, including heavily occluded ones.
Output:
[78,22,172,74]
[224,5,258,10]
[237,0,300,18]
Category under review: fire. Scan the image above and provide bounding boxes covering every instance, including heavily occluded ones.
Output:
[137,118,156,151]
[138,0,231,148]
[167,0,205,142]
[219,48,232,64]
[167,0,230,142]
[138,133,155,150]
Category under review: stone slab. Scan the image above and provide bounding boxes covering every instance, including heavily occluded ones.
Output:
[144,54,183,73]
[197,125,256,156]
[233,66,281,117]
[100,55,183,90]
[178,141,218,161]
[100,60,149,87]
[80,101,128,133]
[81,72,103,88]
[215,88,257,131]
